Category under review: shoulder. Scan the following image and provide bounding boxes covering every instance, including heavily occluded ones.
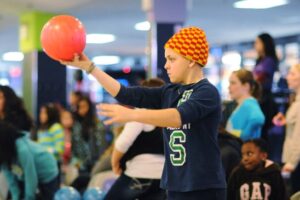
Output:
[49,123,63,131]
[264,57,277,64]
[193,79,220,97]
[241,98,259,108]
[15,136,31,154]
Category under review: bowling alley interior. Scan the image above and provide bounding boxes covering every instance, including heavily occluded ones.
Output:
[0,0,300,199]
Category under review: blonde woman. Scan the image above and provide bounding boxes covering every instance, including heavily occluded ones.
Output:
[273,64,300,193]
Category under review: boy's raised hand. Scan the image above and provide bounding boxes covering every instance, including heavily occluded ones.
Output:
[60,53,92,71]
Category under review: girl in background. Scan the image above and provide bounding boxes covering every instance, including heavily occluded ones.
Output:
[38,103,65,161]
[226,69,265,141]
[0,121,59,200]
[0,85,33,132]
[60,109,74,165]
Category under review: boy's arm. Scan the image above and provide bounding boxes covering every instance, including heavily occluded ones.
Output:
[61,54,121,97]
[98,104,182,128]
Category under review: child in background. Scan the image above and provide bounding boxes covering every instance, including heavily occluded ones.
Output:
[0,121,59,200]
[227,139,286,200]
[60,109,74,165]
[38,103,65,161]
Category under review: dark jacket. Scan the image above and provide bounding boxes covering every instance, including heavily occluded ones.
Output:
[227,160,287,200]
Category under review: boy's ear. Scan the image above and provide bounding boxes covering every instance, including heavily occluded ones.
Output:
[188,60,197,68]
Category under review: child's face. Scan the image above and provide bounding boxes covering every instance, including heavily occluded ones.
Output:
[241,142,267,171]
[78,100,89,117]
[228,73,249,100]
[39,107,48,124]
[60,111,74,129]
[164,48,191,84]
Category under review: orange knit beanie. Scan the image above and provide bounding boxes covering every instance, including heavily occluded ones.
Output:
[164,26,209,66]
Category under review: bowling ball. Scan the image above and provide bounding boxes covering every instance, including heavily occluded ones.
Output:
[41,15,86,61]
[83,187,106,200]
[54,186,81,200]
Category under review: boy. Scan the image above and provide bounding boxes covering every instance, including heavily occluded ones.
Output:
[227,139,286,200]
[62,27,226,199]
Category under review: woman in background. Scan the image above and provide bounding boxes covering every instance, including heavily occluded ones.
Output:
[254,33,279,139]
[226,69,265,141]
[273,64,300,193]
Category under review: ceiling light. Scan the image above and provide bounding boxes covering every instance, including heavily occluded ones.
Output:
[86,34,115,44]
[135,21,150,31]
[92,56,120,65]
[2,52,24,62]
[233,0,288,9]
[221,51,241,69]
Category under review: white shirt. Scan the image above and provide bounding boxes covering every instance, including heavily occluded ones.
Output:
[115,122,165,179]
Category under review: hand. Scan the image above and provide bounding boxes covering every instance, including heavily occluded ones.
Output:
[272,112,286,126]
[60,53,92,71]
[282,163,295,173]
[97,103,135,125]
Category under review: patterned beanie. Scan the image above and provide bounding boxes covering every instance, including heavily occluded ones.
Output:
[164,26,209,66]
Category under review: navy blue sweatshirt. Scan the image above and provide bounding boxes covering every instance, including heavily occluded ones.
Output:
[115,78,226,192]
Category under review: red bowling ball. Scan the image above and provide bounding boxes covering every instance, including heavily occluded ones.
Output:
[41,15,86,61]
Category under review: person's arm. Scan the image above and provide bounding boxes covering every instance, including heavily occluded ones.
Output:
[111,122,148,174]
[282,113,300,172]
[111,149,124,175]
[271,170,288,200]
[18,140,38,200]
[98,83,220,127]
[3,169,21,200]
[61,54,121,97]
[227,167,239,200]
[98,104,181,128]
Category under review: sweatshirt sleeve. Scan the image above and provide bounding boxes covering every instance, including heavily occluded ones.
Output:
[227,167,239,200]
[3,169,20,200]
[177,84,220,124]
[18,140,38,200]
[115,85,164,109]
[270,170,287,200]
[287,112,300,167]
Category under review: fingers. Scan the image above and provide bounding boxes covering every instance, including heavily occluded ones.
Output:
[103,118,116,125]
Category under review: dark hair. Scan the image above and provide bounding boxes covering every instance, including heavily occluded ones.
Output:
[141,78,165,87]
[75,95,97,141]
[0,121,23,166]
[244,138,268,153]
[256,33,278,67]
[233,69,262,100]
[72,91,84,99]
[39,103,60,130]
[0,85,33,131]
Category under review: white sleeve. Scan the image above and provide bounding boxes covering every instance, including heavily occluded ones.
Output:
[115,122,144,153]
